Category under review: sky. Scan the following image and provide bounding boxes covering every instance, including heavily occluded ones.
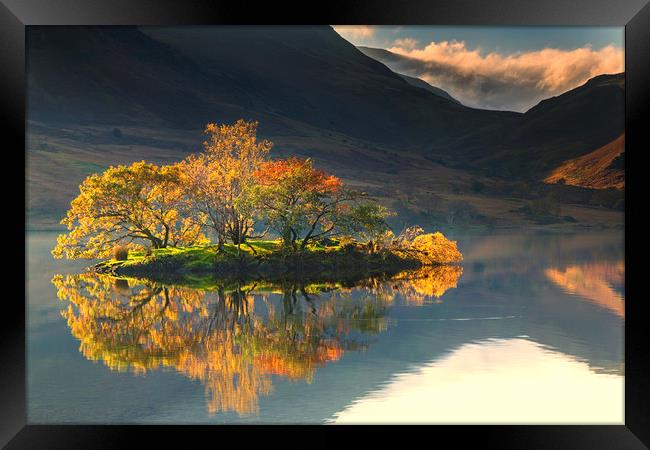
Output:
[332,26,624,111]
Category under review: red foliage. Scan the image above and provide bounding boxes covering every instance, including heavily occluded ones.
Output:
[253,157,342,194]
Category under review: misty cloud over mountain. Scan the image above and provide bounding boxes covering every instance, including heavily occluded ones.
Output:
[358,43,623,112]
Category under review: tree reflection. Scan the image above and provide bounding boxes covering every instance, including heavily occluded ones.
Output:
[356,265,464,305]
[52,266,462,416]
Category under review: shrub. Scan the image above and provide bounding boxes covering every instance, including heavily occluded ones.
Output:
[410,232,463,264]
[113,245,129,261]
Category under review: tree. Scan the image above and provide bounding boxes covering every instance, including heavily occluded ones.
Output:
[178,153,229,250]
[52,161,206,259]
[183,120,272,247]
[251,157,370,251]
[342,203,394,252]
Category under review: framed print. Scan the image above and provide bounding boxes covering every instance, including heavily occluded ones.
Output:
[3,0,648,447]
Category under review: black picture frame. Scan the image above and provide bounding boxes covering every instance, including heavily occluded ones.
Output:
[3,0,648,447]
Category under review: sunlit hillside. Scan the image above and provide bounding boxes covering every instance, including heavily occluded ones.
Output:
[544,134,625,190]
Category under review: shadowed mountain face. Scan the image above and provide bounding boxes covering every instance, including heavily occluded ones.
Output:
[473,73,625,179]
[27,26,515,150]
[425,73,624,179]
[395,73,461,105]
[357,45,624,178]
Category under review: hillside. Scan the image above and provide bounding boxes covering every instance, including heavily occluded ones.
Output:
[26,26,624,229]
[396,73,461,105]
[544,134,625,190]
[357,46,624,179]
[28,26,515,149]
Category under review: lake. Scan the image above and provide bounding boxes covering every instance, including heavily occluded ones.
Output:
[26,229,624,424]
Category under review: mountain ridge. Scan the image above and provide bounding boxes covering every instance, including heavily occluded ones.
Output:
[395,73,461,105]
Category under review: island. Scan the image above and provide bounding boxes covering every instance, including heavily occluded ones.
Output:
[91,232,462,285]
[53,120,463,282]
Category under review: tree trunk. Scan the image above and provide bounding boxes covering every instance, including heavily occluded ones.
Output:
[151,237,164,249]
[163,224,170,248]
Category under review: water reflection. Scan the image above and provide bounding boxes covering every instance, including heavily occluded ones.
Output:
[52,266,463,417]
[361,266,464,305]
[330,337,624,424]
[545,261,625,318]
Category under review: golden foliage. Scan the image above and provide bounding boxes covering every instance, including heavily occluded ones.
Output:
[52,119,461,262]
[179,119,273,245]
[409,232,463,264]
[52,161,207,259]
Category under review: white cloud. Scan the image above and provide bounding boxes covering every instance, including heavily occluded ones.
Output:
[378,40,624,111]
[392,37,419,50]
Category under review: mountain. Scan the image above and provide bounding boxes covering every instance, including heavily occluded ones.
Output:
[357,47,460,104]
[27,26,515,150]
[440,72,624,182]
[26,26,624,228]
[544,134,625,190]
[396,73,461,105]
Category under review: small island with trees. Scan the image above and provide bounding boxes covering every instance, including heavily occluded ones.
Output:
[52,120,462,282]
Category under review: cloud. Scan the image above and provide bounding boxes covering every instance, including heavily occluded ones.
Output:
[332,25,376,42]
[378,40,624,111]
[392,37,419,50]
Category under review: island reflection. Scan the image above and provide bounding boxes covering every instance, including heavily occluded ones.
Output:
[52,266,462,416]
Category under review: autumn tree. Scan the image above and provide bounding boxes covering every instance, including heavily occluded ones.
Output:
[52,161,206,259]
[180,120,272,249]
[342,203,394,251]
[250,157,384,251]
[178,153,229,249]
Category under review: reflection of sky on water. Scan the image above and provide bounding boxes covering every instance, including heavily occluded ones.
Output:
[27,229,624,423]
[331,337,623,424]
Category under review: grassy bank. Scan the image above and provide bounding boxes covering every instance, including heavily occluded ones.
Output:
[91,238,460,283]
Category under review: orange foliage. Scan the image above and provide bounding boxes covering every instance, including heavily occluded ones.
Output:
[254,156,343,194]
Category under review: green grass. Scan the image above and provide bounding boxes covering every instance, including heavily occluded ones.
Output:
[123,239,340,262]
[93,237,413,281]
[91,236,463,286]
[97,239,344,272]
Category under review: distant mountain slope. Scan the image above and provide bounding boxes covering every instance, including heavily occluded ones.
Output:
[456,73,625,179]
[358,44,624,178]
[544,134,625,190]
[506,73,624,155]
[396,73,461,105]
[358,47,460,105]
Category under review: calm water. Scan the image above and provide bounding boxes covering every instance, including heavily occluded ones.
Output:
[27,229,624,424]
